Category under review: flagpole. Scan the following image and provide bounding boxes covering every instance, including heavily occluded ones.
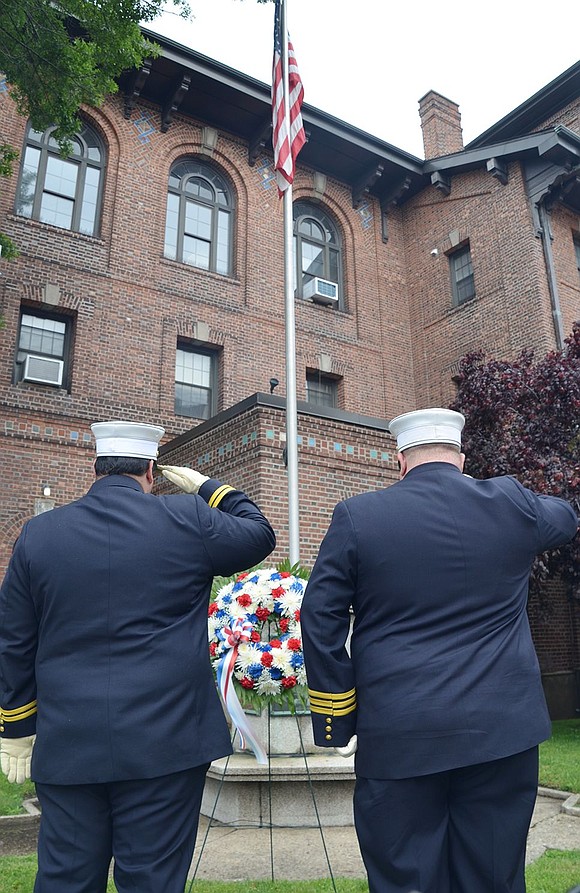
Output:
[280,0,300,566]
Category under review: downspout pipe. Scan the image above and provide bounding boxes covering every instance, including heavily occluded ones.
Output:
[537,200,564,350]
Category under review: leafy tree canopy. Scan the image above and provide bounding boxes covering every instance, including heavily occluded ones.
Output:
[0,0,190,152]
[451,322,580,596]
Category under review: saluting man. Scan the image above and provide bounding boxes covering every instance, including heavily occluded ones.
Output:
[0,420,275,893]
[301,408,578,893]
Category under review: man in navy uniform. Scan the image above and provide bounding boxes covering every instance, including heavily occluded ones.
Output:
[0,420,275,893]
[301,408,578,893]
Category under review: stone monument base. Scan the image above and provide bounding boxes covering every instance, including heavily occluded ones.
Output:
[201,751,355,827]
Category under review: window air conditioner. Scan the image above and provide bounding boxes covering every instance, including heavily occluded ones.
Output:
[302,277,339,306]
[23,354,64,386]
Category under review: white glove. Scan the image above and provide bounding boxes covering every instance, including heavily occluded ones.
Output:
[335,734,357,757]
[0,735,35,783]
[157,465,209,494]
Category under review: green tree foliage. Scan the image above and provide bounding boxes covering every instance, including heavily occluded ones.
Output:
[451,322,580,596]
[0,144,18,261]
[0,0,190,152]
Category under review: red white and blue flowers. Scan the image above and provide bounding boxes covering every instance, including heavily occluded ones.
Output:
[208,568,308,712]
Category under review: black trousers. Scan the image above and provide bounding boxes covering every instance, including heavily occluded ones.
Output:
[354,747,538,893]
[34,764,209,893]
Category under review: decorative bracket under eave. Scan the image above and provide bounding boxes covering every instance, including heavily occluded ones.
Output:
[431,171,451,195]
[123,60,153,119]
[248,116,273,167]
[352,163,384,208]
[486,157,509,185]
[161,74,192,133]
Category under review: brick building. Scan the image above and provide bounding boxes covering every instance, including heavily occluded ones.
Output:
[0,37,578,714]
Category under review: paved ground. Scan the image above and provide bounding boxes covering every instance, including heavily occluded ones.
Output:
[188,789,580,883]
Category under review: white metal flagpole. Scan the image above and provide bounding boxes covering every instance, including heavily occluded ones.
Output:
[280,0,300,566]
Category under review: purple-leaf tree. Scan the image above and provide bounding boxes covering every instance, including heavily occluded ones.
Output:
[450,322,580,597]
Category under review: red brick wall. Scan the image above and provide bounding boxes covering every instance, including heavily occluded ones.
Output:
[399,163,559,409]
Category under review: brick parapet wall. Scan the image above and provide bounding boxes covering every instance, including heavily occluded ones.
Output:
[156,399,398,567]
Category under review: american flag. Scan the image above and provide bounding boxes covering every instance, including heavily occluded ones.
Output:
[271,0,305,195]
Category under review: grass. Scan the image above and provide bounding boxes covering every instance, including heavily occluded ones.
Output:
[538,720,580,793]
[525,849,580,892]
[0,852,579,892]
[0,773,35,816]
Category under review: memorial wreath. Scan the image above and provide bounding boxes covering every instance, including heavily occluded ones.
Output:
[208,567,308,715]
[208,566,309,763]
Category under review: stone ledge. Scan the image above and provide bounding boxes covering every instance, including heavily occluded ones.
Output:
[208,751,355,783]
[203,753,356,827]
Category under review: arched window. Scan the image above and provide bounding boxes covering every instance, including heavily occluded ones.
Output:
[293,202,342,308]
[15,123,105,237]
[164,160,233,275]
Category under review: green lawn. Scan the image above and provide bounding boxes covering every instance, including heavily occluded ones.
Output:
[0,773,35,816]
[539,720,580,793]
[525,849,580,892]
[1,852,579,893]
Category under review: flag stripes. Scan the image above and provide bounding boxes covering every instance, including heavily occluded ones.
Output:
[272,0,306,195]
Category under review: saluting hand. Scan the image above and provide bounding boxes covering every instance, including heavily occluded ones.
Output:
[157,465,209,495]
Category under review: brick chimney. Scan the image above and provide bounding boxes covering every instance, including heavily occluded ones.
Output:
[418,91,463,159]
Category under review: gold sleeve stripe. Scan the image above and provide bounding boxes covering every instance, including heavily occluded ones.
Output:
[3,706,38,722]
[308,688,357,716]
[208,485,235,508]
[310,702,356,716]
[308,686,356,701]
[1,700,37,721]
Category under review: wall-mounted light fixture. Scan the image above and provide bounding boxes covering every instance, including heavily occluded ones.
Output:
[269,377,280,394]
[35,485,55,515]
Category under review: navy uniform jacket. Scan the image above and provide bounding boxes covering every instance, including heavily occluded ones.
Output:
[301,463,577,779]
[0,475,275,784]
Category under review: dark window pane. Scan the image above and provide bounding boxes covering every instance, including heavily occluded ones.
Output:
[16,124,103,236]
[175,383,211,419]
[306,374,338,408]
[19,315,66,357]
[450,248,475,305]
[166,161,233,274]
[175,348,215,418]
[293,202,342,308]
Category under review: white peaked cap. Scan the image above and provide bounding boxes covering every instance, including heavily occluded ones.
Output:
[91,421,165,459]
[388,408,465,452]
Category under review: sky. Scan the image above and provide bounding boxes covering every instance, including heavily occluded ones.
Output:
[147,0,580,159]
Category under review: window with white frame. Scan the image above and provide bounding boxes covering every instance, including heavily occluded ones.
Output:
[175,344,218,419]
[293,202,342,308]
[449,244,475,306]
[164,160,233,275]
[15,123,104,236]
[14,310,72,388]
[306,370,340,408]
